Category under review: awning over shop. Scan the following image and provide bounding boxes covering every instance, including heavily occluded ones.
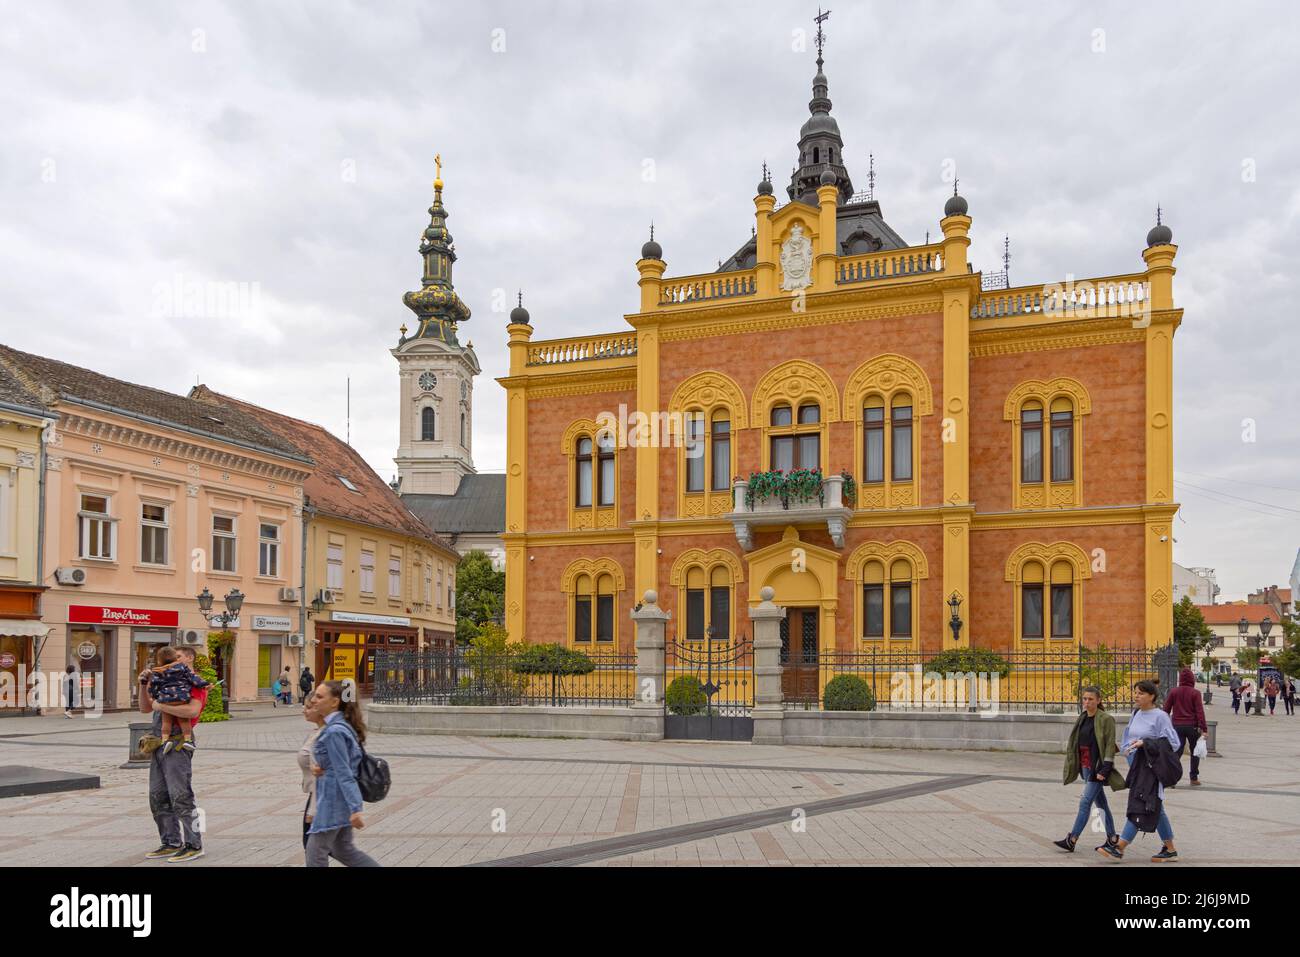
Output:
[0,620,51,639]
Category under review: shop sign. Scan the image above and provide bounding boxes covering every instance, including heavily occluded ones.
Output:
[252,615,293,632]
[69,605,179,628]
[0,653,15,668]
[330,611,411,627]
[76,641,97,660]
[331,650,356,681]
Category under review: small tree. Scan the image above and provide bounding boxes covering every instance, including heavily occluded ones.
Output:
[1274,618,1300,677]
[1172,596,1214,668]
[455,550,505,646]
[665,676,707,715]
[1069,643,1128,700]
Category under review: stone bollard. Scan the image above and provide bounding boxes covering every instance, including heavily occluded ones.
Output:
[749,586,786,745]
[122,721,155,770]
[631,589,669,740]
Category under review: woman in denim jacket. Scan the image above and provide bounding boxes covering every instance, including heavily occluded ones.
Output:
[305,680,380,867]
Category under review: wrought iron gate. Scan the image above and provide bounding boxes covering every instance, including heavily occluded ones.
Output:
[664,631,753,741]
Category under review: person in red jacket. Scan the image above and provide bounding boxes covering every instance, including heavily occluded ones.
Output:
[1163,667,1209,786]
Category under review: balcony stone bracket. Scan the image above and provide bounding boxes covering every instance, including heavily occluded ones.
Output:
[726,476,852,551]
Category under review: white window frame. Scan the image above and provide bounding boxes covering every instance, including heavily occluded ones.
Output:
[360,548,375,594]
[139,501,169,566]
[424,566,432,606]
[78,493,116,561]
[437,566,443,609]
[388,556,402,599]
[259,522,281,578]
[211,514,237,572]
[326,543,344,590]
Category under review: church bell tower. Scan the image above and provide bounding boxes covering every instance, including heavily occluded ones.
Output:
[392,156,480,495]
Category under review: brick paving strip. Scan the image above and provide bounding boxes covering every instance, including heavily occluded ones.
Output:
[467,773,991,867]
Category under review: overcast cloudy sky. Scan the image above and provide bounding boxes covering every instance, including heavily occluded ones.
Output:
[3,1,1297,602]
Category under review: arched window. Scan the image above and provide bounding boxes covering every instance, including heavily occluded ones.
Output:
[1050,560,1074,639]
[575,437,593,508]
[889,559,912,637]
[685,412,705,492]
[595,573,615,643]
[420,406,436,441]
[460,411,466,448]
[1004,379,1090,509]
[890,394,913,482]
[710,411,731,491]
[1006,542,1089,647]
[1021,561,1045,639]
[861,557,915,640]
[681,561,734,641]
[1050,397,1074,482]
[770,402,820,471]
[573,574,593,643]
[863,398,885,482]
[597,432,616,507]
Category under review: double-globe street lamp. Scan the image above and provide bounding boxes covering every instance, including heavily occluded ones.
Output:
[197,587,244,714]
[1237,614,1273,715]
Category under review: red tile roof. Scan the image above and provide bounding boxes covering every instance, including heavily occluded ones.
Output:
[191,386,455,558]
[1197,604,1281,625]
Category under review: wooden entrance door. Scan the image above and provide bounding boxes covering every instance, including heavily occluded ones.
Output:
[780,607,820,705]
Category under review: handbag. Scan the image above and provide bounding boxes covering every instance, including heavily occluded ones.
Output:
[1192,735,1208,759]
[356,746,391,803]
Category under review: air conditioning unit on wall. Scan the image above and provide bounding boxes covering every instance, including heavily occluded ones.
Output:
[177,629,205,646]
[316,588,338,605]
[279,586,300,603]
[55,567,87,586]
[285,633,305,647]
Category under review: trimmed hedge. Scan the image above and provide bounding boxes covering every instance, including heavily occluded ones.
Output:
[924,647,1013,679]
[822,674,875,711]
[665,676,707,716]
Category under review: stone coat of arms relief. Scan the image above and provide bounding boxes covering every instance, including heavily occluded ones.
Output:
[779,223,814,291]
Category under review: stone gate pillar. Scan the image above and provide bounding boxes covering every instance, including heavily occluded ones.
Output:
[630,589,668,740]
[749,586,786,745]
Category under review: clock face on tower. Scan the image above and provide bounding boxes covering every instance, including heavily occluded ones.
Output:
[418,372,437,392]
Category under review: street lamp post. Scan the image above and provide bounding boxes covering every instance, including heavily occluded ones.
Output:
[197,587,244,714]
[1253,617,1273,715]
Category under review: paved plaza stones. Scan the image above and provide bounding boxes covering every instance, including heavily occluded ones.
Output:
[0,697,1295,866]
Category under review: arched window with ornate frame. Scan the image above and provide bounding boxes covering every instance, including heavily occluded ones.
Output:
[420,405,436,442]
[1003,378,1091,510]
[845,540,929,649]
[1004,541,1091,650]
[669,548,744,642]
[562,419,619,530]
[561,557,626,649]
[667,372,748,520]
[842,354,934,510]
[751,360,838,475]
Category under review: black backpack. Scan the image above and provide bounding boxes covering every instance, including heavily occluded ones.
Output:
[356,745,391,803]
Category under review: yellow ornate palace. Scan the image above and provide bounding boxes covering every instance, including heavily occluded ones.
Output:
[496,34,1179,657]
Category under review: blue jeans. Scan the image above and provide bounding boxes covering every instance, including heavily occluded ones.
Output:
[1121,810,1173,844]
[1070,774,1116,838]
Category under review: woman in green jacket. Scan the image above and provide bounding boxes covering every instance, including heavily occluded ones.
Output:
[1054,686,1126,852]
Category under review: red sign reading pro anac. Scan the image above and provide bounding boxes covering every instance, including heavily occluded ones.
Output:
[68,605,179,627]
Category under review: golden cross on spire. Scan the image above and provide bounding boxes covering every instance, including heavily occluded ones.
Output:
[434,153,443,191]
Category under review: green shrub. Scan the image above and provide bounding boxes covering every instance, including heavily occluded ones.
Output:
[194,654,229,723]
[822,674,875,711]
[665,676,707,716]
[925,647,1013,679]
[1068,644,1128,700]
[510,643,596,676]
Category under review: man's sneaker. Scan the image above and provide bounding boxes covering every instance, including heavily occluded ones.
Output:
[167,846,205,863]
[1151,847,1179,863]
[145,844,182,860]
[161,739,176,756]
[179,740,195,755]
[1096,843,1124,861]
[1052,835,1078,852]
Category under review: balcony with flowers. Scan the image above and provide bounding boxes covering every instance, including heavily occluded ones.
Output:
[725,468,855,550]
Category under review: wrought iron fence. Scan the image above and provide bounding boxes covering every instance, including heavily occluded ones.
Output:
[370,647,638,707]
[786,644,1177,713]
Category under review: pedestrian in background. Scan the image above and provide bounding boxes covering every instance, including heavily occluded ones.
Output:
[62,665,77,718]
[299,667,315,705]
[1162,667,1208,786]
[1263,676,1280,716]
[1229,672,1242,715]
[1285,678,1296,717]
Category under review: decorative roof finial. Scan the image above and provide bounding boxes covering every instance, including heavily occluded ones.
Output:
[510,290,530,325]
[814,7,831,65]
[1156,204,1163,226]
[867,153,876,201]
[434,153,443,192]
[641,221,663,260]
[1002,235,1011,283]
[953,178,959,197]
[517,289,523,308]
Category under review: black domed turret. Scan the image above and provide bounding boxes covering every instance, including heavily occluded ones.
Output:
[509,290,530,325]
[640,223,662,261]
[944,182,968,217]
[1146,207,1172,247]
[819,166,837,187]
[757,161,774,196]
